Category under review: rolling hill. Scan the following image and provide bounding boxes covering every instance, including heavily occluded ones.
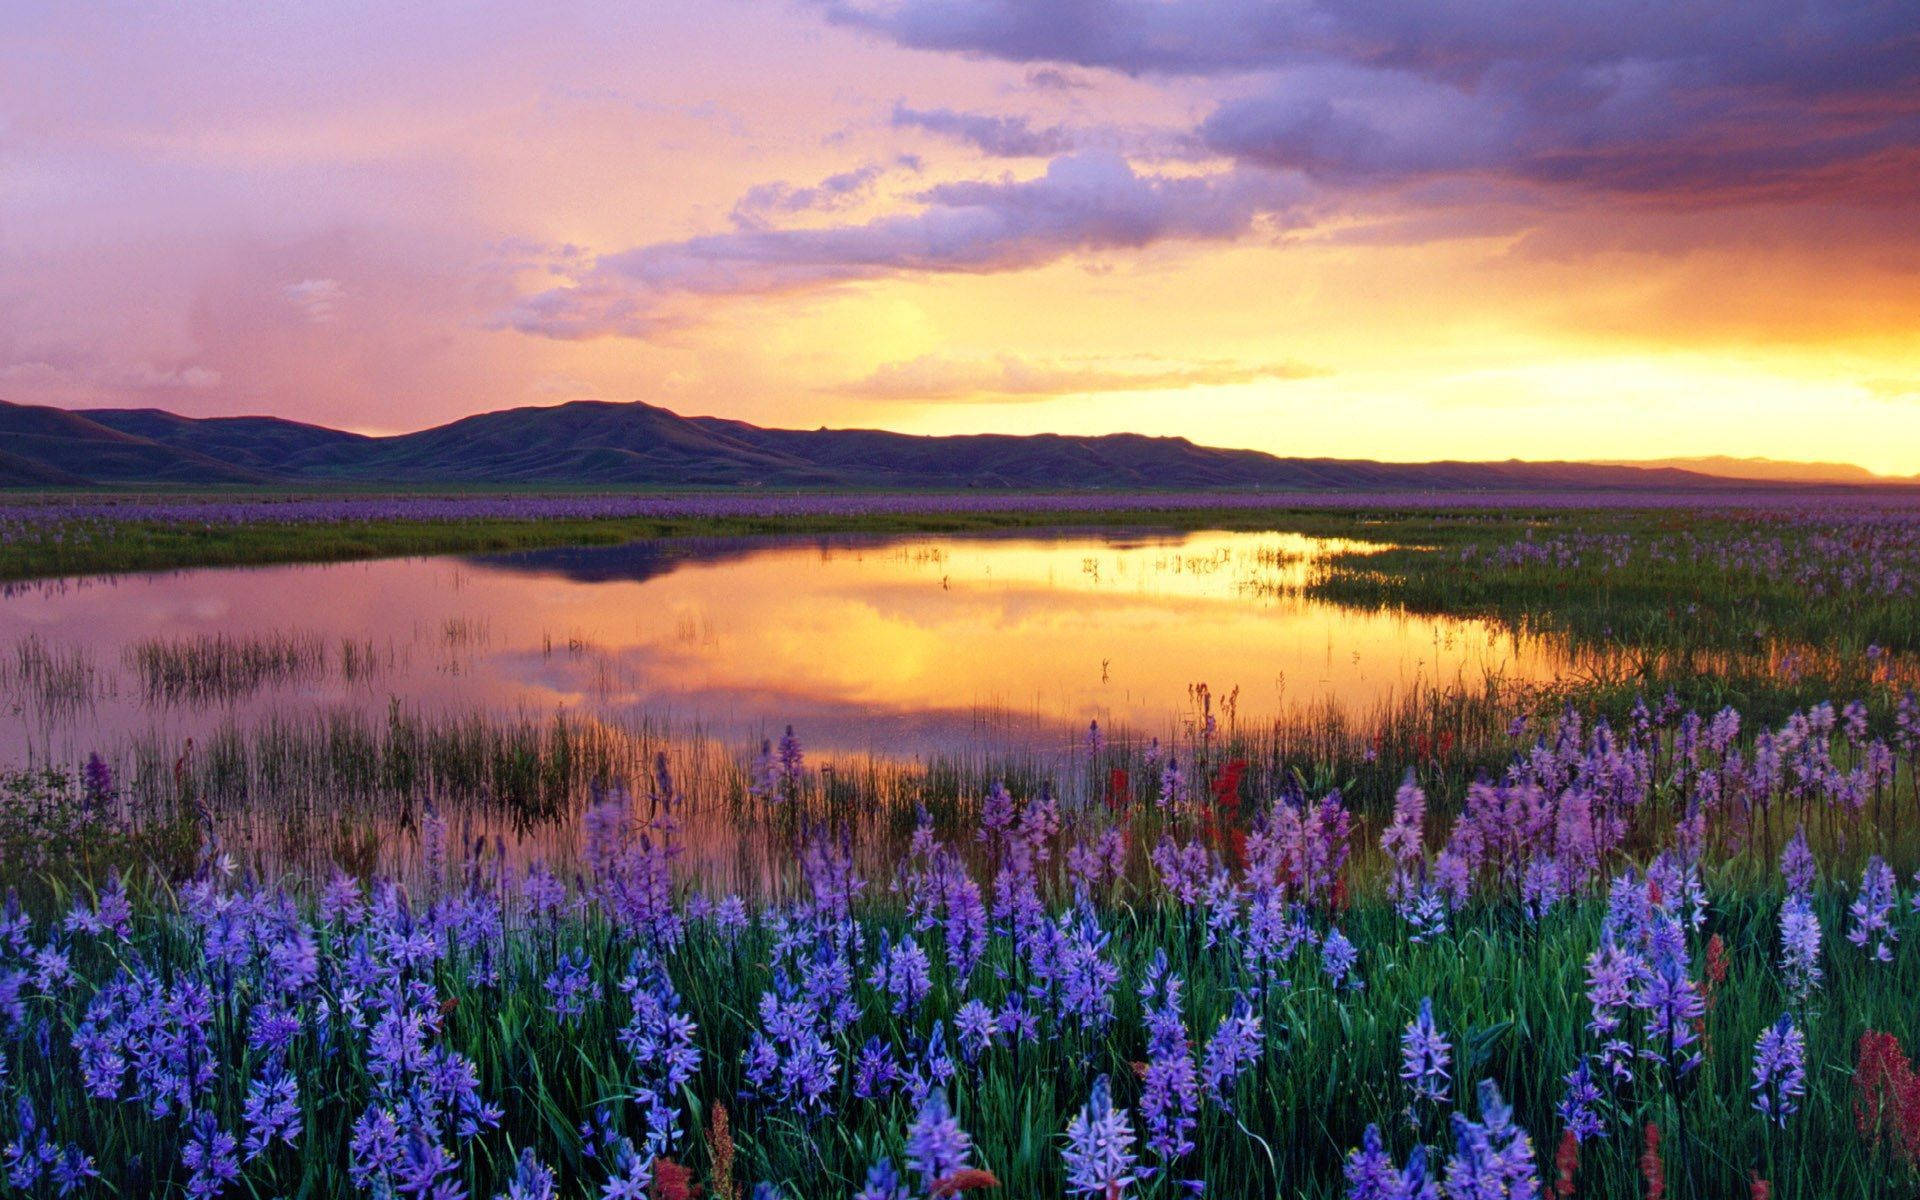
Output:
[0,396,1891,491]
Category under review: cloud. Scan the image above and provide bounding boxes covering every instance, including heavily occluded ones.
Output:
[0,356,223,394]
[819,0,1920,204]
[1024,67,1093,92]
[891,103,1077,157]
[1198,66,1512,183]
[499,152,1304,338]
[731,163,897,223]
[838,352,1325,400]
[283,278,344,323]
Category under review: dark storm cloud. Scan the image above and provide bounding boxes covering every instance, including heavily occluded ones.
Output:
[819,0,1920,202]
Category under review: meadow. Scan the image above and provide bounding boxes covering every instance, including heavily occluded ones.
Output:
[3,493,1920,1199]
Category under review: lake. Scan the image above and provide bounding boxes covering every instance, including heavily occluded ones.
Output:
[1,528,1562,767]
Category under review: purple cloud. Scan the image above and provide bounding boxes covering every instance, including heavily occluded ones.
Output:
[731,163,896,225]
[501,152,1303,338]
[891,103,1078,157]
[819,0,1920,203]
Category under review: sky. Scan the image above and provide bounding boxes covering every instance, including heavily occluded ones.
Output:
[3,1,1918,471]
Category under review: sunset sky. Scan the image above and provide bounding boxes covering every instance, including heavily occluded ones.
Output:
[4,1,1918,470]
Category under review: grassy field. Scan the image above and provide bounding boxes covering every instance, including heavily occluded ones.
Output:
[5,493,1920,1198]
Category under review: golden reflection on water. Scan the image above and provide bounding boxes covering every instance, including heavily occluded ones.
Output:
[0,530,1562,762]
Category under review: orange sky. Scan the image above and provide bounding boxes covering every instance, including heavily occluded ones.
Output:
[3,2,1917,470]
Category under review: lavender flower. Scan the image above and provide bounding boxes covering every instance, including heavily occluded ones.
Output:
[1556,1059,1605,1144]
[544,947,601,1020]
[905,1088,974,1192]
[181,1112,241,1199]
[1401,997,1452,1110]
[1138,953,1198,1170]
[1381,772,1427,867]
[1779,825,1815,897]
[1638,959,1705,1079]
[1847,856,1900,962]
[241,1067,302,1160]
[1751,1014,1807,1127]
[1779,894,1823,1002]
[854,1157,912,1200]
[1344,1124,1439,1200]
[1201,996,1263,1107]
[1443,1080,1539,1200]
[497,1148,558,1200]
[1062,1075,1140,1199]
[954,1000,1001,1063]
[1322,928,1362,992]
[869,933,935,1016]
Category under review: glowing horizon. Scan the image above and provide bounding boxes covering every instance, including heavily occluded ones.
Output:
[4,2,1917,473]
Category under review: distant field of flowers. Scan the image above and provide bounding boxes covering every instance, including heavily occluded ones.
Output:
[5,487,1920,584]
[6,690,1920,1199]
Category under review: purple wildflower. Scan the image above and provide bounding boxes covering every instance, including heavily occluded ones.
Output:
[1556,1059,1606,1144]
[1322,928,1362,992]
[854,1157,912,1200]
[1751,1014,1807,1127]
[241,1067,302,1160]
[1779,894,1823,1002]
[1443,1080,1539,1200]
[544,948,601,1020]
[904,1088,973,1193]
[1401,997,1452,1110]
[1201,996,1263,1107]
[1345,1124,1439,1200]
[1847,856,1900,962]
[954,1000,1001,1063]
[869,933,935,1016]
[1062,1075,1140,1199]
[180,1112,241,1200]
[1780,825,1815,897]
[497,1148,558,1200]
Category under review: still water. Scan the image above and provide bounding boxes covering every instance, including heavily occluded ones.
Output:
[1,529,1562,764]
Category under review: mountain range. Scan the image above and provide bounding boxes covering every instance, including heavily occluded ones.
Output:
[0,397,1906,491]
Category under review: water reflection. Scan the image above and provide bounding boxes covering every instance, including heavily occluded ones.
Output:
[1,529,1559,764]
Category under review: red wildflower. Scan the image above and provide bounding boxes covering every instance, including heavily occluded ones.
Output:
[1855,1030,1920,1164]
[1553,1128,1579,1198]
[1640,1123,1665,1200]
[651,1158,695,1200]
[1105,768,1131,811]
[930,1169,1000,1196]
[1211,759,1247,812]
[1748,1173,1771,1200]
[707,1103,736,1200]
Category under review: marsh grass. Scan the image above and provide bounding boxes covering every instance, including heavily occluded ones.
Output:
[125,631,331,705]
[0,633,107,719]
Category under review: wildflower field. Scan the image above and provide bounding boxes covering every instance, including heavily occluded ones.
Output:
[5,496,1920,1199]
